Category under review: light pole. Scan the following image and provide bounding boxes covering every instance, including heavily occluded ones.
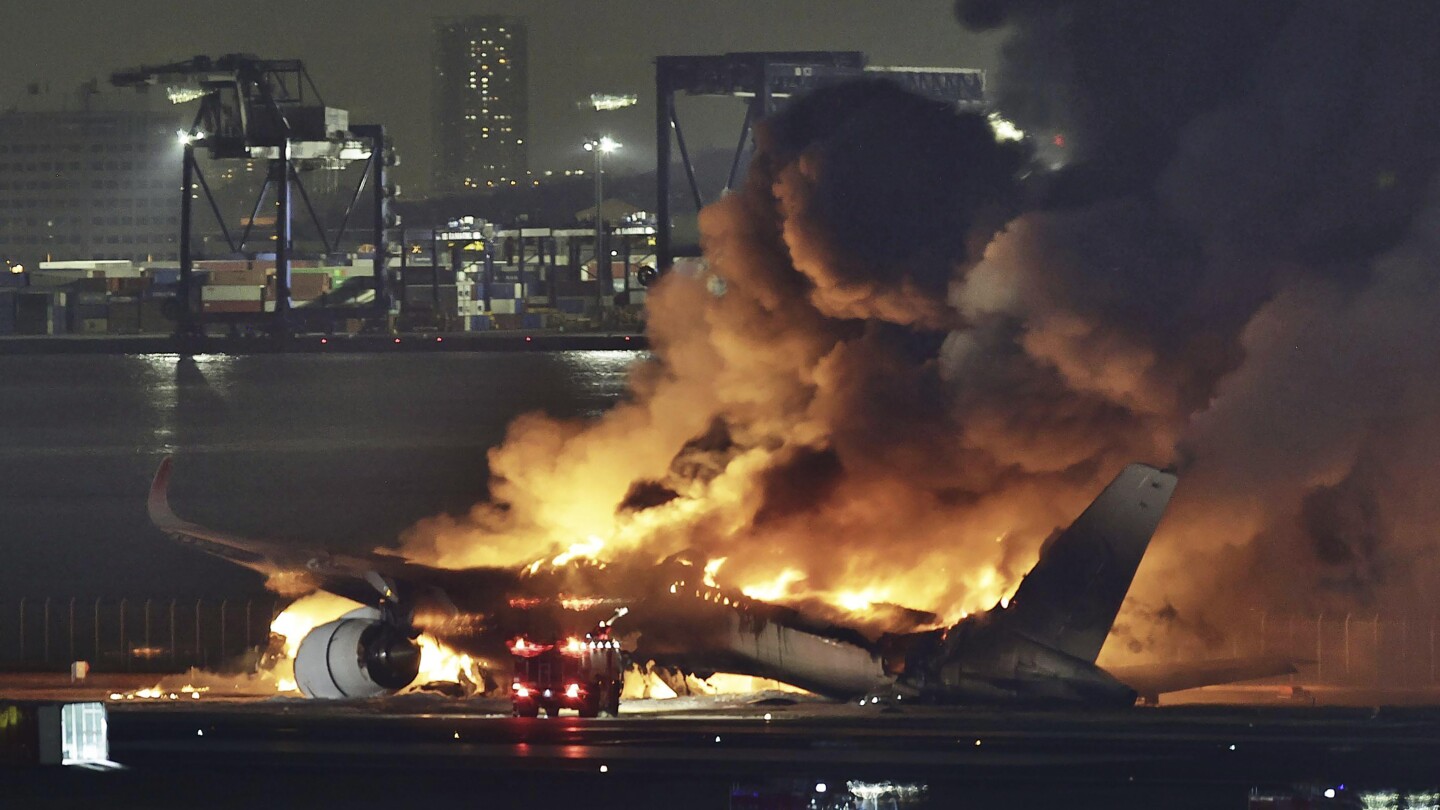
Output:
[583,135,621,308]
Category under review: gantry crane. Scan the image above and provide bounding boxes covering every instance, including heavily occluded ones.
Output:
[113,54,397,336]
[653,52,986,271]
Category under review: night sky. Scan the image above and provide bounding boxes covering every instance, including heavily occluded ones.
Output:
[0,0,1000,193]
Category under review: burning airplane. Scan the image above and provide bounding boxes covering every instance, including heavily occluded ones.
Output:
[138,69,1356,704]
[149,457,1290,704]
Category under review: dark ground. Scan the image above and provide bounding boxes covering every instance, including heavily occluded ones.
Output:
[9,696,1440,809]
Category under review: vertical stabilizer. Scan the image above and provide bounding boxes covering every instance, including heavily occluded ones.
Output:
[1003,464,1177,663]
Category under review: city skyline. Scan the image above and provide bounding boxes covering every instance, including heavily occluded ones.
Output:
[0,1,999,195]
[432,15,529,193]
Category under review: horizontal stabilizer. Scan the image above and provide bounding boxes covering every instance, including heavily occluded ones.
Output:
[1107,655,1299,698]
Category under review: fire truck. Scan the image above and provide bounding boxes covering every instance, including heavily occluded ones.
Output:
[509,633,624,718]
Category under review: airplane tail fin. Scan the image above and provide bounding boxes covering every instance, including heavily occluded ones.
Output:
[1002,464,1178,664]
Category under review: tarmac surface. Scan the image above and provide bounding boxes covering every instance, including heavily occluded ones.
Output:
[7,681,1440,809]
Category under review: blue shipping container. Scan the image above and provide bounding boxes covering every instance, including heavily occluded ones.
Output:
[467,315,491,331]
[555,297,588,314]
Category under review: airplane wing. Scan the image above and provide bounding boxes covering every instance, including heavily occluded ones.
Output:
[148,456,507,613]
[1106,655,1299,699]
[148,455,295,575]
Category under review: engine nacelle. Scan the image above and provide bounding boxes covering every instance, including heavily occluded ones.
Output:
[294,607,421,699]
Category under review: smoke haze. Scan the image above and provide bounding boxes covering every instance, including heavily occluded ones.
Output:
[402,0,1440,663]
[954,0,1440,658]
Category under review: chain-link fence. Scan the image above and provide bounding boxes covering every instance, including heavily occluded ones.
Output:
[0,597,279,673]
[1,600,1435,690]
[1228,611,1440,689]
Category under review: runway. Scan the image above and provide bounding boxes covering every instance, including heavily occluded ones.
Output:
[12,694,1440,809]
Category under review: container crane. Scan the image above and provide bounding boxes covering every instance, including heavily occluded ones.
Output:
[112,54,397,336]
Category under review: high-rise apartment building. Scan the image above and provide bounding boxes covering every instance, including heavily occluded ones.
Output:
[432,16,529,194]
[0,90,182,268]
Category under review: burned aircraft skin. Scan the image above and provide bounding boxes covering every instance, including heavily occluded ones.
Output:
[618,464,1197,706]
[615,578,896,697]
[148,458,1292,704]
[891,463,1181,706]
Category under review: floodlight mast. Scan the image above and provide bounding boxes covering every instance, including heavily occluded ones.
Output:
[112,55,396,338]
[583,135,622,310]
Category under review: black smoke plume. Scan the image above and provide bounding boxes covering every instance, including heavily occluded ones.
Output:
[954,0,1440,659]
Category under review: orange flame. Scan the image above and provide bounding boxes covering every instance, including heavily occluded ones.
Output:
[267,592,478,693]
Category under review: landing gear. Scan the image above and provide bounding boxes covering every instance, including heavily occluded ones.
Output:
[577,681,614,718]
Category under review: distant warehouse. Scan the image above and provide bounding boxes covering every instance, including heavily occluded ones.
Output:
[0,84,183,271]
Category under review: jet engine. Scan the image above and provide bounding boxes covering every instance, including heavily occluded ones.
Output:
[294,607,421,699]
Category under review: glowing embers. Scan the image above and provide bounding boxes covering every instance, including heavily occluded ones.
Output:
[108,684,207,701]
[560,596,613,611]
[509,637,554,657]
[523,536,617,576]
[619,665,809,700]
[834,587,892,614]
[552,535,606,567]
[703,557,727,587]
[739,569,806,602]
[692,585,756,612]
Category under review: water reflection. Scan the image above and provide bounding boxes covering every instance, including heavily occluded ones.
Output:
[728,778,1440,809]
[732,779,928,810]
[1249,786,1440,809]
[555,350,644,413]
[1355,790,1440,810]
[128,353,237,454]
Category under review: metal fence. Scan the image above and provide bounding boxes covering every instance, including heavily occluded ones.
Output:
[1,601,1436,689]
[1229,611,1440,690]
[0,597,279,673]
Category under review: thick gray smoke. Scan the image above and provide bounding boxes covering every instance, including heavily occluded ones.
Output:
[403,83,1043,624]
[402,1,1440,666]
[954,0,1440,659]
